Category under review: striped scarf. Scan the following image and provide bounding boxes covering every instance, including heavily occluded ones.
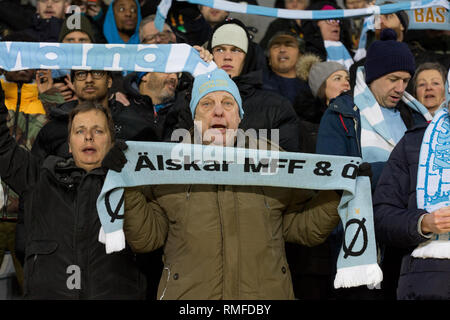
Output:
[412,108,450,259]
[324,40,354,70]
[354,66,432,163]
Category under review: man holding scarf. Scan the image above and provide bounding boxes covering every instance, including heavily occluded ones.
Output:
[122,68,342,300]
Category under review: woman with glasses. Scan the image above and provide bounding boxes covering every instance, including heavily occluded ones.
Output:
[301,1,354,70]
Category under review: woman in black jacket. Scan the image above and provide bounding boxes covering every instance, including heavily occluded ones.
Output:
[0,86,146,299]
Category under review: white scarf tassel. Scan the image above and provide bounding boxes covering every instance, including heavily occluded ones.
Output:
[334,263,383,289]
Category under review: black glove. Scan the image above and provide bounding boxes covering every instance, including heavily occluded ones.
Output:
[357,162,373,178]
[102,139,128,172]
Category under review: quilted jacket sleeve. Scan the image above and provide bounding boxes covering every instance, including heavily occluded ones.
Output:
[283,189,340,247]
[123,186,169,253]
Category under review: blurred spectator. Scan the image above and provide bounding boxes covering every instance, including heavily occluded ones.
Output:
[343,0,373,52]
[302,2,354,69]
[23,0,70,42]
[260,0,310,50]
[0,0,35,38]
[199,5,229,29]
[139,14,177,44]
[103,0,142,44]
[263,31,309,105]
[411,62,447,116]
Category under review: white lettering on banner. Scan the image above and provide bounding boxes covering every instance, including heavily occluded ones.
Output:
[0,42,211,74]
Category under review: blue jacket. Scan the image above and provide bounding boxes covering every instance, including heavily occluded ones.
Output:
[373,124,450,300]
[316,92,428,190]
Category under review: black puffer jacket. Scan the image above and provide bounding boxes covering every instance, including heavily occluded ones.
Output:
[0,103,146,299]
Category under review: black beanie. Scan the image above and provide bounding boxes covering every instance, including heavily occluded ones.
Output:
[58,14,96,43]
[364,28,415,84]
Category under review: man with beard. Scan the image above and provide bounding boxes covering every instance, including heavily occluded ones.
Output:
[120,70,181,143]
[103,0,141,44]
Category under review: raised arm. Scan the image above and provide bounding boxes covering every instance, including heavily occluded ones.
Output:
[0,83,41,196]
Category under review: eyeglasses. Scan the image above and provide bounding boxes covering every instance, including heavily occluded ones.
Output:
[38,0,64,3]
[73,70,106,81]
[142,30,174,44]
[324,19,340,25]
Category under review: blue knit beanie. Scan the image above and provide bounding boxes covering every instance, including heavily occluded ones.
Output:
[190,69,244,119]
[365,29,415,84]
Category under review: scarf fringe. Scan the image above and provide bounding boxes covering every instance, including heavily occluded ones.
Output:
[98,227,126,254]
[411,240,450,259]
[334,264,383,289]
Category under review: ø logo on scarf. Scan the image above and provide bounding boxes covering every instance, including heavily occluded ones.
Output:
[343,217,368,258]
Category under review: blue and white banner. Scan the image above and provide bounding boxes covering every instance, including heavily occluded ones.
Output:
[155,0,449,31]
[0,42,217,75]
[96,141,383,289]
[376,0,449,31]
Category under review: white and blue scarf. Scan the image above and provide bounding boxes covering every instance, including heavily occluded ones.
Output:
[354,66,433,163]
[324,40,354,70]
[413,108,450,258]
[155,0,449,31]
[96,141,383,289]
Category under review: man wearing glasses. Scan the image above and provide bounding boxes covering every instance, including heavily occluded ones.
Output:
[31,70,118,160]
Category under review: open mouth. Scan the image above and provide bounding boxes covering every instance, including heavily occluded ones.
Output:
[424,94,435,99]
[82,147,97,154]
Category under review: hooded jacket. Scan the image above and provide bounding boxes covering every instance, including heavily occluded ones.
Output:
[103,0,142,44]
[0,102,146,299]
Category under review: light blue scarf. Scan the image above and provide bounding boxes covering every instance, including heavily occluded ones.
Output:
[324,40,354,70]
[354,66,432,163]
[96,141,383,289]
[413,108,450,258]
[155,0,449,31]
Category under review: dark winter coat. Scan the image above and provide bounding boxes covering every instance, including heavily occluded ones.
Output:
[0,103,146,299]
[23,14,64,43]
[292,86,328,154]
[373,123,450,300]
[120,72,182,142]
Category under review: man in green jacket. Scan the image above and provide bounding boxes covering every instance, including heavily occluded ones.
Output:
[123,69,340,300]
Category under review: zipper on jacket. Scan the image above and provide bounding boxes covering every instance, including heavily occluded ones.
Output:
[216,185,226,298]
[353,117,362,156]
[159,265,171,300]
[186,185,192,199]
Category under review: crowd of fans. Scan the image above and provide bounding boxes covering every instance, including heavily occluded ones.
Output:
[0,0,449,300]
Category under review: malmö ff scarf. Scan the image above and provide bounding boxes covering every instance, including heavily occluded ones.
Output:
[96,141,383,289]
[413,108,450,258]
[354,66,433,164]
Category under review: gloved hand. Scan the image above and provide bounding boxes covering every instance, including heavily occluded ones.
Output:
[102,140,128,172]
[357,162,373,178]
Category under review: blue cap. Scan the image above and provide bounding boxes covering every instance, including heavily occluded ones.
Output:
[190,69,244,119]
